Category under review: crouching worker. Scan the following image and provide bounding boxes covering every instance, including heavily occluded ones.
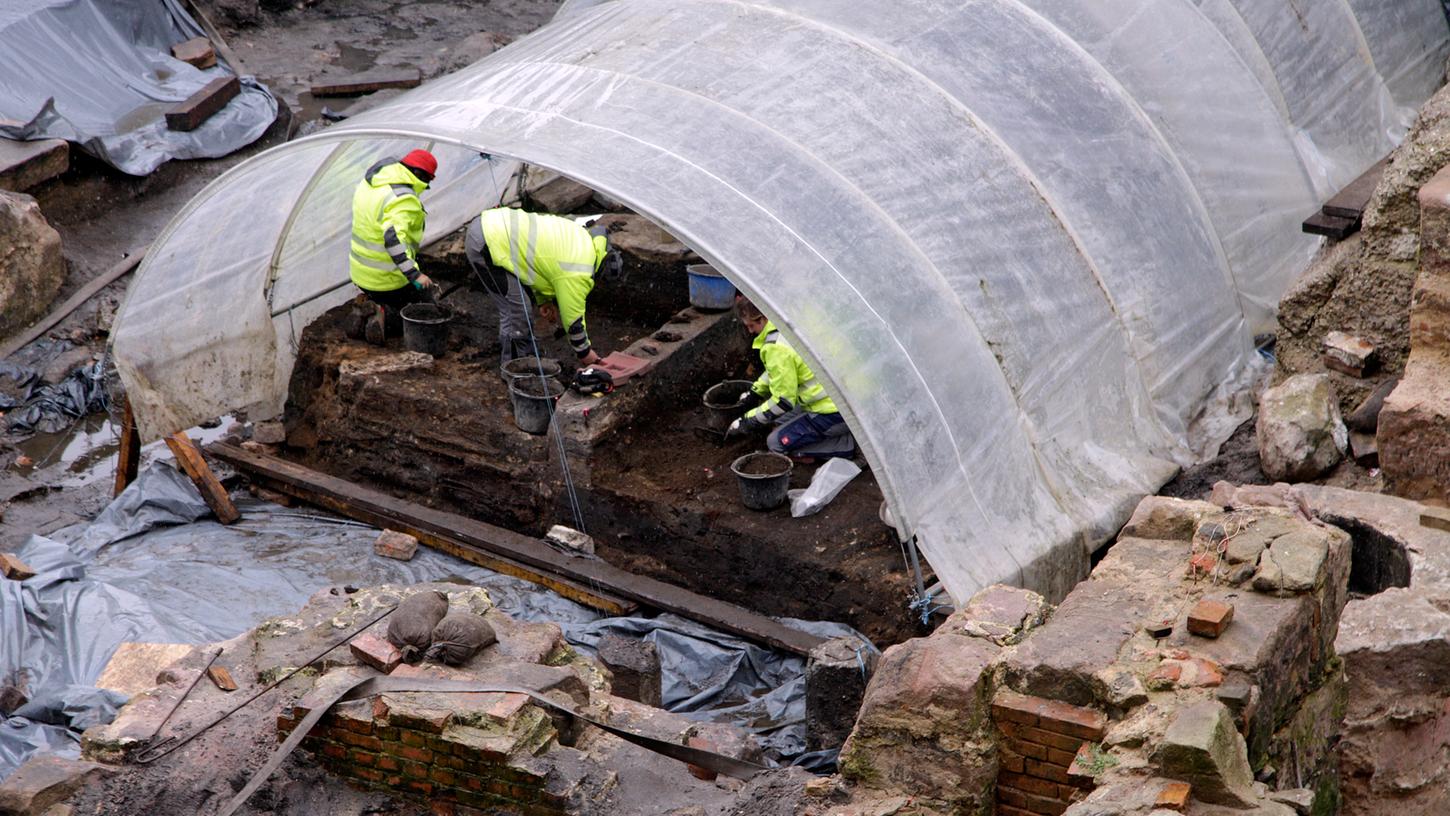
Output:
[726,298,856,462]
[345,149,437,345]
[464,207,622,368]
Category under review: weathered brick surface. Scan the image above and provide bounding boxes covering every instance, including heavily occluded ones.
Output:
[350,633,403,673]
[1188,599,1234,638]
[993,690,1107,814]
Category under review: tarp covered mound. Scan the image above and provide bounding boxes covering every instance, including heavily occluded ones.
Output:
[0,463,867,780]
[112,0,1450,604]
[0,0,276,175]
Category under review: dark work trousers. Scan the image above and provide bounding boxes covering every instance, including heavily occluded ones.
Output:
[767,409,857,459]
[465,218,536,363]
[361,284,429,337]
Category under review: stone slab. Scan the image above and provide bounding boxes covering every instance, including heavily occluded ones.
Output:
[0,139,67,193]
[94,642,196,698]
[0,755,111,815]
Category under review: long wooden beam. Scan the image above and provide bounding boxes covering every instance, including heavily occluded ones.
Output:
[210,442,825,655]
[167,432,239,524]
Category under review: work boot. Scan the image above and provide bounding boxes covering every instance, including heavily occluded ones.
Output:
[364,304,386,346]
[343,295,370,340]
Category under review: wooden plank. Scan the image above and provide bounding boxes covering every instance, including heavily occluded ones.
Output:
[310,69,422,97]
[1302,210,1359,240]
[171,37,217,69]
[166,75,240,132]
[246,469,636,615]
[0,138,68,192]
[207,665,238,691]
[0,244,147,361]
[166,433,240,524]
[114,396,142,497]
[183,0,247,76]
[1324,156,1390,220]
[210,443,825,655]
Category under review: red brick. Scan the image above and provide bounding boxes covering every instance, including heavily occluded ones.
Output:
[402,760,429,779]
[1034,700,1107,741]
[1066,744,1099,789]
[400,730,428,748]
[1001,772,1059,797]
[1148,661,1183,690]
[431,766,458,786]
[999,807,1035,816]
[431,801,458,816]
[377,754,402,772]
[685,736,717,781]
[1007,736,1047,760]
[993,690,1043,725]
[1046,747,1077,767]
[398,744,434,763]
[351,632,403,673]
[406,779,435,796]
[999,785,1029,809]
[1025,792,1069,815]
[353,765,385,783]
[999,749,1026,774]
[374,529,420,561]
[1187,599,1234,638]
[1021,725,1085,753]
[1156,781,1191,811]
[1025,758,1070,784]
[351,749,378,767]
[388,704,453,733]
[1189,551,1218,577]
[485,692,530,724]
[319,741,347,760]
[335,731,382,751]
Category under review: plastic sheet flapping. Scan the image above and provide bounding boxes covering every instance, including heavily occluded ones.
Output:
[111,0,1450,607]
[0,462,870,780]
[0,0,276,175]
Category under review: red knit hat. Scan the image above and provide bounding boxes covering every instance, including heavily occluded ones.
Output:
[400,149,437,180]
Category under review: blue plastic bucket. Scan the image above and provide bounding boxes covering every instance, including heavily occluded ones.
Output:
[686,264,736,311]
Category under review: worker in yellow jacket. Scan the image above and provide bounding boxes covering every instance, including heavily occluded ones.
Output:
[464,207,622,367]
[726,297,856,462]
[345,149,437,345]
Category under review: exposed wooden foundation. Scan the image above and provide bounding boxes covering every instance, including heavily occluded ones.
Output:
[211,442,826,655]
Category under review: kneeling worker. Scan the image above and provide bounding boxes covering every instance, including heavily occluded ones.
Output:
[464,207,622,367]
[346,149,438,345]
[727,298,857,461]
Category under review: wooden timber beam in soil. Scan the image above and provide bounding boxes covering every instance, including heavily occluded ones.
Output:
[113,396,142,497]
[1302,155,1390,240]
[167,432,240,524]
[210,442,826,655]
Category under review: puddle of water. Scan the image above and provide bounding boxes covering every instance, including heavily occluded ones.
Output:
[12,414,237,489]
[336,42,378,73]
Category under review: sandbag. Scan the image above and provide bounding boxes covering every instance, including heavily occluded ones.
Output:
[425,611,497,665]
[386,590,449,662]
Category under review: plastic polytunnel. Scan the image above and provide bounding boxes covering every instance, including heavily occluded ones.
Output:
[113,0,1450,604]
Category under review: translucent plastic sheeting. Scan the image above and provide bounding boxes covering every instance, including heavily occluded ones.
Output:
[0,0,276,175]
[112,0,1450,605]
[0,463,867,779]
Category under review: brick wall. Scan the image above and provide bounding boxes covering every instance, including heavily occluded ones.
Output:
[277,668,588,816]
[991,690,1107,816]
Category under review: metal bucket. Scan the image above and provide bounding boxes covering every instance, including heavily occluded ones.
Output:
[702,379,754,430]
[730,451,793,511]
[501,356,562,384]
[508,375,565,435]
[400,303,452,357]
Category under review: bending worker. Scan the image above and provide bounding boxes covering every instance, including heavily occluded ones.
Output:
[726,298,857,462]
[346,149,437,345]
[464,207,622,367]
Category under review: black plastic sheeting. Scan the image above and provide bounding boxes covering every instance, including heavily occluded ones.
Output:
[0,0,276,175]
[0,360,110,435]
[0,462,873,780]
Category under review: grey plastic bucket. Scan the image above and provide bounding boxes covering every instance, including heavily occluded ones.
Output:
[702,379,753,430]
[730,451,793,511]
[501,356,562,384]
[400,303,452,357]
[509,375,565,435]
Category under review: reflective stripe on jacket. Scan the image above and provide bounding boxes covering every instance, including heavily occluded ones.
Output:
[745,321,838,426]
[478,207,607,357]
[349,160,428,292]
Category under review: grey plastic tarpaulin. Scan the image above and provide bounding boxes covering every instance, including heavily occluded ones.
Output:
[0,0,276,175]
[0,462,870,780]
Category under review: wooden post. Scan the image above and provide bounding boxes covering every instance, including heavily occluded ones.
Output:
[165,431,240,524]
[114,397,142,497]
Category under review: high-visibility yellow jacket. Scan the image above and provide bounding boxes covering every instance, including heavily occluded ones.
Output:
[478,207,608,358]
[744,321,838,427]
[349,160,428,292]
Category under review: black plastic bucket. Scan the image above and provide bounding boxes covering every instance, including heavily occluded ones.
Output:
[730,451,793,511]
[400,303,452,357]
[501,356,562,384]
[509,375,565,435]
[702,380,754,431]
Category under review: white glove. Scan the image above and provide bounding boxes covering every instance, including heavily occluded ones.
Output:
[725,418,745,439]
